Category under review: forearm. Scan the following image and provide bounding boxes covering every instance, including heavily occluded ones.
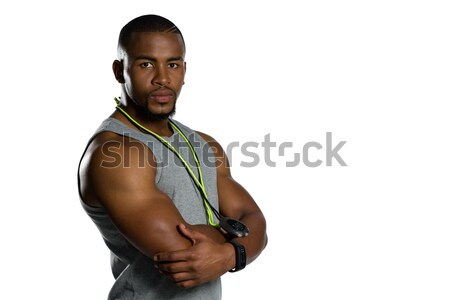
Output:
[231,210,267,264]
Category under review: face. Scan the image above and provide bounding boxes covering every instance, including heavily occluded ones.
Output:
[116,32,186,119]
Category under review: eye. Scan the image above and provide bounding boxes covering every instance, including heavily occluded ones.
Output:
[168,63,179,69]
[141,62,154,68]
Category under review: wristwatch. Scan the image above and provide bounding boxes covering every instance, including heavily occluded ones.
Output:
[219,217,249,238]
[228,240,246,272]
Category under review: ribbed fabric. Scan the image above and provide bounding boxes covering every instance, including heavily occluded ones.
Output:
[79,117,221,299]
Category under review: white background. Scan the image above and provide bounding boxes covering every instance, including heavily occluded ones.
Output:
[1,0,449,299]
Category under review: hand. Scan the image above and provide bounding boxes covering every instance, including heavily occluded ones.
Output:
[153,224,235,289]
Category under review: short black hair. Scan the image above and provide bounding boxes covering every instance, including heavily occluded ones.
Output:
[117,14,185,58]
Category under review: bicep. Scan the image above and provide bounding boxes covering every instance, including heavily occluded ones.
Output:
[197,132,263,219]
[86,140,191,258]
[216,171,262,220]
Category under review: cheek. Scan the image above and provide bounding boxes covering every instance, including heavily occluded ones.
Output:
[174,73,186,89]
[127,73,151,93]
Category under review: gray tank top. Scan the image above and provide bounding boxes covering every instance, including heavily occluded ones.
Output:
[79,117,221,299]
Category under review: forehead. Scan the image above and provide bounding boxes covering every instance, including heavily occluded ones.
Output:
[125,32,185,59]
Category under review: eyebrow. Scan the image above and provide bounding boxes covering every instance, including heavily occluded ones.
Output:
[135,55,184,62]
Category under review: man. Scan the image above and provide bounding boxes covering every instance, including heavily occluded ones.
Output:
[78,14,267,299]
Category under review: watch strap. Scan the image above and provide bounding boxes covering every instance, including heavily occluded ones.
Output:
[228,240,246,272]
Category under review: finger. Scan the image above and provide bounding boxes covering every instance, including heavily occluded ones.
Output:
[155,261,191,274]
[178,224,208,244]
[154,248,194,263]
[169,273,200,288]
[155,267,198,286]
[177,224,199,243]
[175,279,199,289]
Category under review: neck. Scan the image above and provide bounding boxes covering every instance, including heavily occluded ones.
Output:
[113,103,174,137]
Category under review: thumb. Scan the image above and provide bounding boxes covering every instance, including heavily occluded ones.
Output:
[178,224,208,245]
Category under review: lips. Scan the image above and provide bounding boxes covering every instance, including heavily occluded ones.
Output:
[150,88,174,104]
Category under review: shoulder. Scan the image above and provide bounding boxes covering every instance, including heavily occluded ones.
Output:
[79,131,157,206]
[84,131,156,168]
[195,131,220,153]
[195,131,231,174]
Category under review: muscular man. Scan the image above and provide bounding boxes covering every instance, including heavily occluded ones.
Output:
[78,14,267,299]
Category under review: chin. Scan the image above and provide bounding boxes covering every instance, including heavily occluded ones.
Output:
[146,107,176,120]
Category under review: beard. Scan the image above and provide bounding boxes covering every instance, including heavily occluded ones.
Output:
[141,86,178,121]
[144,101,176,121]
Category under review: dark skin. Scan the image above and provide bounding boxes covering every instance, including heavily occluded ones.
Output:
[78,31,267,289]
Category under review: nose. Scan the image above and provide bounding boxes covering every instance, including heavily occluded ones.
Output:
[152,65,170,87]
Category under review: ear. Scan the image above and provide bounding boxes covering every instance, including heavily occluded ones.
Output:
[112,60,125,83]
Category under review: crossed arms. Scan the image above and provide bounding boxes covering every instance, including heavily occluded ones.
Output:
[78,129,268,288]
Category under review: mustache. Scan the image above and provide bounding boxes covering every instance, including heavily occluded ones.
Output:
[149,86,176,97]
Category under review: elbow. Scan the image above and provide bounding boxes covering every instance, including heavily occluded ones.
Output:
[130,219,192,258]
[263,233,268,249]
[150,220,192,251]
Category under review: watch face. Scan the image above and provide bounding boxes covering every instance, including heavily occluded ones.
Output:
[219,217,249,237]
